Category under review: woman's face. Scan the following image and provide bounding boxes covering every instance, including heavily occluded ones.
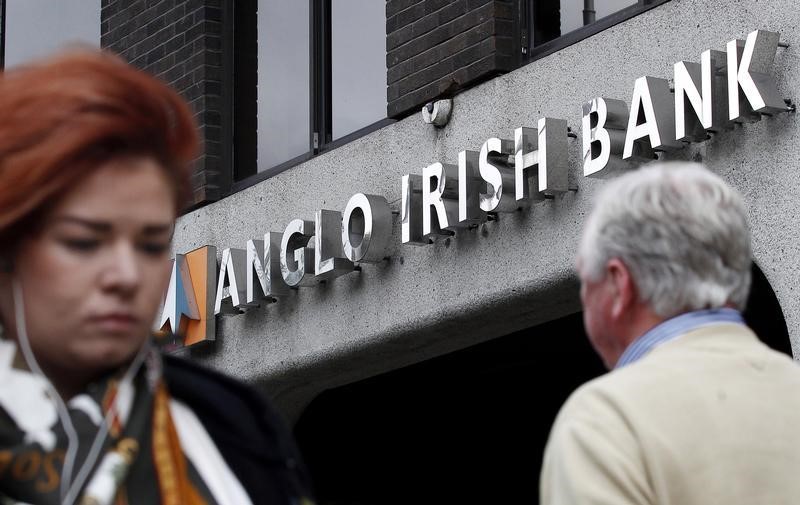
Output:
[0,156,175,387]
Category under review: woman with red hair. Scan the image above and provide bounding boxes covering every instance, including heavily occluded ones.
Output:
[0,51,313,504]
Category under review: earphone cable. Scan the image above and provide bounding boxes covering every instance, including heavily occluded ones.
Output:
[11,278,80,502]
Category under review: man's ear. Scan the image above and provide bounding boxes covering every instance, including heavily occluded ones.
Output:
[606,258,637,320]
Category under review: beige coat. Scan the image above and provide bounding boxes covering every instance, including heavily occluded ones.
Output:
[540,323,800,505]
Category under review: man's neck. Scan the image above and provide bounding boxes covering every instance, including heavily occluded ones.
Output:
[609,304,665,367]
[612,307,746,369]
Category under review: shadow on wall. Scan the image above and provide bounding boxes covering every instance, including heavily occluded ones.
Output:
[294,263,789,505]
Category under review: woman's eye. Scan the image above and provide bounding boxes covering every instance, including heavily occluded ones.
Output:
[62,238,99,252]
[139,242,169,255]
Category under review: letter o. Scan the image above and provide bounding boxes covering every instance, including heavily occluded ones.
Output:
[341,194,391,263]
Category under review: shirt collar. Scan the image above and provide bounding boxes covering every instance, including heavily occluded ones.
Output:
[615,308,745,369]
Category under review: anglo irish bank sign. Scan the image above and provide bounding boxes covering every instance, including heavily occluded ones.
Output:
[157,30,793,348]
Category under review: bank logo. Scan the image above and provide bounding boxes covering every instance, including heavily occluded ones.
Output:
[156,245,216,349]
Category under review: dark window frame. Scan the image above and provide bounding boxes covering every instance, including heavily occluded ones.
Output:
[0,0,5,70]
[227,0,258,183]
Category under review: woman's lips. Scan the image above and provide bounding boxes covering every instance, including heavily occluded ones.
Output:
[89,314,139,333]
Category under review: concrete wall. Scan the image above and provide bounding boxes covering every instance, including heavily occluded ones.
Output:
[174,0,800,420]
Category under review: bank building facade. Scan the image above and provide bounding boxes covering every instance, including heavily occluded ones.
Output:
[2,0,798,502]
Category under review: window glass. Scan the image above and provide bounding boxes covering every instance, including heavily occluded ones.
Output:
[331,0,386,140]
[257,0,310,171]
[558,0,637,35]
[5,0,99,69]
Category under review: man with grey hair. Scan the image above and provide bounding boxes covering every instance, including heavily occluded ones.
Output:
[540,162,800,505]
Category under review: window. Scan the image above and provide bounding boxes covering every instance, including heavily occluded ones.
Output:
[330,0,386,141]
[3,0,100,69]
[558,0,638,36]
[257,0,311,172]
[230,0,389,186]
[521,0,668,61]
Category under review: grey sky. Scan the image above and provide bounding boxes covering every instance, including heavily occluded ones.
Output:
[5,0,100,69]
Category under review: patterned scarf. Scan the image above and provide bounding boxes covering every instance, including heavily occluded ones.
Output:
[0,340,217,504]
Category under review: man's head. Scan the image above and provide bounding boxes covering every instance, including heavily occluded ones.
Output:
[576,162,752,367]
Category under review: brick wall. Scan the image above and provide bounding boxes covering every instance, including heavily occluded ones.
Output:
[386,0,517,118]
[101,0,227,206]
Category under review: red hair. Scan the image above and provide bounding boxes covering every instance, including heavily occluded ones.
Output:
[0,50,199,250]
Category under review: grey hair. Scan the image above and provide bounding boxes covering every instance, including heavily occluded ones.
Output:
[578,162,752,318]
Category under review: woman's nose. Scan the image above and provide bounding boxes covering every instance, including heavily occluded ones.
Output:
[102,243,141,295]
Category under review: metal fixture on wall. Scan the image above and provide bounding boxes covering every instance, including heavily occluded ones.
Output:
[422,99,453,127]
[583,0,596,25]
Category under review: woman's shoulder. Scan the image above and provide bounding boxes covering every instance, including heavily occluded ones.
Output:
[161,354,315,505]
[161,353,275,428]
[160,353,297,463]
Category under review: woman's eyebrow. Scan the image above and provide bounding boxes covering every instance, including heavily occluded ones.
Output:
[51,216,173,235]
[50,215,112,232]
[142,224,174,236]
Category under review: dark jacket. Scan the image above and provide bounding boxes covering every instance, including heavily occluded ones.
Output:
[163,355,314,504]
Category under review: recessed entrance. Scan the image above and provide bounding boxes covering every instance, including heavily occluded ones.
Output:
[294,311,604,504]
[295,264,790,504]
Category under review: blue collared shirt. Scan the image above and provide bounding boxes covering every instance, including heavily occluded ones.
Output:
[615,308,746,368]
